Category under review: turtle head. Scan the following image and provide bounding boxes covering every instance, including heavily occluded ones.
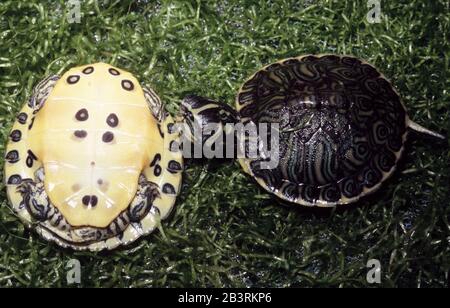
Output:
[179,95,238,159]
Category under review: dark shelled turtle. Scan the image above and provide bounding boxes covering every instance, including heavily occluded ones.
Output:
[181,54,445,207]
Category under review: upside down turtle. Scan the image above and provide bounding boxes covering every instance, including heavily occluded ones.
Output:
[4,63,183,250]
[181,54,445,207]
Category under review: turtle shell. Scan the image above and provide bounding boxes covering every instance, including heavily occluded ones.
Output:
[4,63,183,250]
[236,55,408,206]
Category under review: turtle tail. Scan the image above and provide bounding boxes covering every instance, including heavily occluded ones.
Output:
[406,119,446,141]
[179,95,238,159]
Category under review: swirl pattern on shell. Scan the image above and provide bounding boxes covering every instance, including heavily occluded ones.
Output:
[237,55,407,205]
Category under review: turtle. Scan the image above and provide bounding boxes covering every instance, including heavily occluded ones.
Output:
[180,54,445,207]
[4,62,183,251]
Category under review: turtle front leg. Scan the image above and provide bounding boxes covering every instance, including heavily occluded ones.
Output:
[17,177,70,230]
[128,175,160,222]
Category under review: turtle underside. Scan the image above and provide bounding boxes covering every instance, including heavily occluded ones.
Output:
[4,63,183,250]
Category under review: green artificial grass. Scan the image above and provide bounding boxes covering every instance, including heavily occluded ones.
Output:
[0,0,448,287]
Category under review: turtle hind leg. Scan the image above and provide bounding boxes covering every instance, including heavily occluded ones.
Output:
[128,175,160,222]
[17,177,70,230]
[17,179,50,221]
[179,95,239,159]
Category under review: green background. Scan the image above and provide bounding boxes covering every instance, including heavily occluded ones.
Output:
[0,0,448,287]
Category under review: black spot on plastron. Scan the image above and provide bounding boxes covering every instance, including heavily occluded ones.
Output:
[97,179,103,185]
[5,150,19,163]
[74,130,87,138]
[75,108,89,121]
[157,124,164,138]
[169,140,181,152]
[17,113,28,125]
[109,68,120,76]
[121,79,134,91]
[167,123,176,134]
[82,195,91,206]
[102,131,114,143]
[27,149,37,160]
[67,75,80,84]
[90,195,98,207]
[26,150,37,168]
[154,165,162,176]
[7,174,22,185]
[150,153,161,167]
[82,66,94,74]
[28,117,35,130]
[162,183,176,195]
[26,157,33,168]
[167,160,182,173]
[10,130,22,142]
[106,113,119,127]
